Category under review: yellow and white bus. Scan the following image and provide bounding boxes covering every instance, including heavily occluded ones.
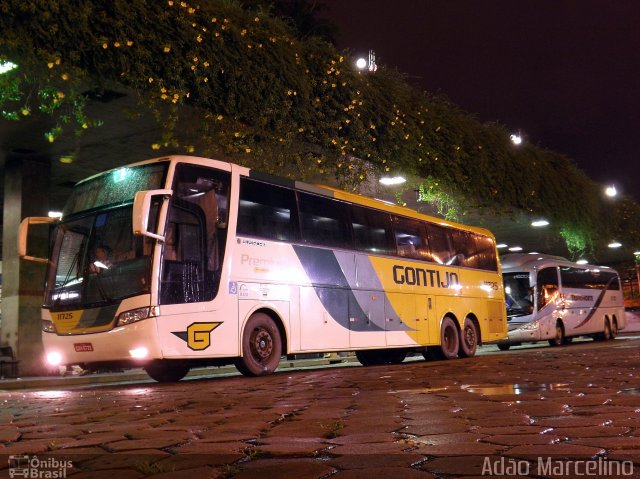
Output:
[20,156,506,381]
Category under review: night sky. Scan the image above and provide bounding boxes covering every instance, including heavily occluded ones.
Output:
[322,0,640,200]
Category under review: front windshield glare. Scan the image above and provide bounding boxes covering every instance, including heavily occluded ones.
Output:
[503,273,534,317]
[45,206,154,309]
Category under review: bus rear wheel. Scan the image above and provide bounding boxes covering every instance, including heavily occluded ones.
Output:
[356,349,407,366]
[594,319,612,341]
[459,318,479,358]
[144,359,190,382]
[611,319,618,338]
[235,313,282,376]
[356,350,384,366]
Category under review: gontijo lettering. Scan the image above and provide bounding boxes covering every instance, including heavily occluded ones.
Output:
[392,265,460,289]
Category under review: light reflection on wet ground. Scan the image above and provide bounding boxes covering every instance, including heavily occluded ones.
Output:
[461,383,572,395]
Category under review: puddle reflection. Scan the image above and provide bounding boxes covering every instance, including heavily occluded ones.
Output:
[461,383,571,395]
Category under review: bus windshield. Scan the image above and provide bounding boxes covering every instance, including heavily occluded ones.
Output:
[503,272,534,318]
[44,163,167,310]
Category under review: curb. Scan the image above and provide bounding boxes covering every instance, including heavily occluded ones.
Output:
[0,356,360,391]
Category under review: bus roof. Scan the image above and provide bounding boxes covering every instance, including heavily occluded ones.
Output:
[75,155,497,240]
[500,253,616,273]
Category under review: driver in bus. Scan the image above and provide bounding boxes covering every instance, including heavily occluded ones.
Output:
[89,244,113,273]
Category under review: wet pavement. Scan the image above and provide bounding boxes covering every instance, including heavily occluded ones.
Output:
[2,335,640,478]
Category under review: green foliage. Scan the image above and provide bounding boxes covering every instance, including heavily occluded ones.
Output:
[559,226,591,260]
[416,178,464,222]
[0,0,638,255]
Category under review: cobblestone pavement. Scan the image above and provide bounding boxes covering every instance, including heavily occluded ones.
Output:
[2,338,640,478]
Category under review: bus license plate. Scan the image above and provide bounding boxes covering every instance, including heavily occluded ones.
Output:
[74,343,94,352]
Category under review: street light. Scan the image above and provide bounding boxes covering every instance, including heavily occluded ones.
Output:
[531,219,549,227]
[379,176,406,186]
[355,50,377,72]
[0,61,17,75]
[605,185,617,197]
[608,241,622,248]
[510,133,523,145]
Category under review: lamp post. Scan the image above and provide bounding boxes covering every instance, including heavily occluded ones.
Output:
[356,50,377,73]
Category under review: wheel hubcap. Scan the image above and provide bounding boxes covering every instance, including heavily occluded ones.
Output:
[252,328,273,360]
[465,327,476,347]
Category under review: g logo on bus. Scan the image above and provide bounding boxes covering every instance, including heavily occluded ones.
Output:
[172,322,222,351]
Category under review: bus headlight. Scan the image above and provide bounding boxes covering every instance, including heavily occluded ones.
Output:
[117,306,158,326]
[47,351,63,366]
[42,320,57,333]
[129,347,149,359]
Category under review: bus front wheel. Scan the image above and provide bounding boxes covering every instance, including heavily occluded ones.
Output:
[548,322,565,347]
[235,313,282,376]
[144,360,190,382]
[432,317,460,360]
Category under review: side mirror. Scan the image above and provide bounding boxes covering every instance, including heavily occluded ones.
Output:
[132,189,172,241]
[18,216,58,263]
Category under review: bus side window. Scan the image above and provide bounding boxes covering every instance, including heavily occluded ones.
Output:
[350,205,395,255]
[393,217,429,260]
[425,224,454,265]
[536,267,559,309]
[237,178,298,242]
[163,164,231,304]
[298,192,351,249]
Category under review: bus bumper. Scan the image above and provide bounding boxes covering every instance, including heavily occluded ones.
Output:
[42,318,162,366]
[506,321,541,343]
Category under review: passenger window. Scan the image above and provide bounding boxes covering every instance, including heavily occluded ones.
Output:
[393,217,429,260]
[473,234,498,271]
[350,205,395,255]
[298,192,351,249]
[425,224,454,265]
[449,230,498,271]
[449,230,476,267]
[237,178,298,242]
[536,267,559,309]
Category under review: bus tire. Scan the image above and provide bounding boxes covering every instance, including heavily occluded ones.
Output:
[382,349,407,364]
[421,348,435,361]
[611,318,618,338]
[144,360,190,382]
[436,317,460,360]
[548,321,565,347]
[459,318,479,358]
[356,350,384,366]
[235,313,282,376]
[603,319,612,341]
[497,343,511,351]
